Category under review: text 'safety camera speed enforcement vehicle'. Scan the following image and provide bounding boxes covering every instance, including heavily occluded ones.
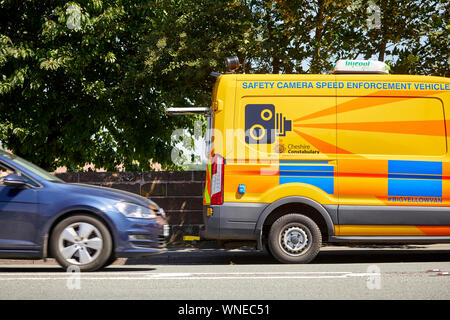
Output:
[169,58,450,264]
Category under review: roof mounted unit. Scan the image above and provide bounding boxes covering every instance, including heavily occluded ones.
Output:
[333,59,390,74]
[225,56,241,73]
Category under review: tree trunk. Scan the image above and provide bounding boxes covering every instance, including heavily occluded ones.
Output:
[272,57,280,74]
[311,0,325,73]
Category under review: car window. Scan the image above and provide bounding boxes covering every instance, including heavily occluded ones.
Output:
[0,164,15,182]
[0,150,63,183]
[0,162,39,187]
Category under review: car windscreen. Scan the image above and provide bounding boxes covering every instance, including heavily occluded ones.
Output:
[0,150,64,183]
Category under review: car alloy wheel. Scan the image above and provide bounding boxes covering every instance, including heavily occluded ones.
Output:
[50,214,113,271]
[58,222,103,265]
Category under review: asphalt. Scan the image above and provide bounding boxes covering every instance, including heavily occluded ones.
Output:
[0,244,449,300]
[1,243,449,266]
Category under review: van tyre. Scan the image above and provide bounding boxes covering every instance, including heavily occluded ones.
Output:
[50,214,113,272]
[263,242,275,260]
[268,214,321,264]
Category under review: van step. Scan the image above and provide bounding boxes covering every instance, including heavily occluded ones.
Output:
[183,236,201,241]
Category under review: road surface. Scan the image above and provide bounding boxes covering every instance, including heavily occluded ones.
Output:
[0,244,449,300]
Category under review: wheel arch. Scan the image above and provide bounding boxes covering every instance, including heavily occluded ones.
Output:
[255,196,337,249]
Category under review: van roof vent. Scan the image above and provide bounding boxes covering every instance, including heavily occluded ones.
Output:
[333,59,390,74]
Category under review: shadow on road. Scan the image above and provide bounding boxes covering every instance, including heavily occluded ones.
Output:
[0,266,156,273]
[1,246,449,270]
[125,246,450,266]
[314,249,450,264]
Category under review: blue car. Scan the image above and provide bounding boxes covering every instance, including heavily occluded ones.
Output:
[0,149,168,271]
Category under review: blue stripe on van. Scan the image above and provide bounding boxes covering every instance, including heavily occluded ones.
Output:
[279,176,334,194]
[279,171,334,177]
[388,179,442,198]
[280,161,329,164]
[388,160,442,175]
[279,165,334,172]
[388,174,442,180]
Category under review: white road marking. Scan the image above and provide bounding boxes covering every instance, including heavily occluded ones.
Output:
[0,271,381,281]
[145,271,380,280]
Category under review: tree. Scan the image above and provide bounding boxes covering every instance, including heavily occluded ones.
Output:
[336,0,449,76]
[0,0,195,171]
[1,0,448,171]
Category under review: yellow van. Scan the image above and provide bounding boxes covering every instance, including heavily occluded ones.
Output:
[172,58,450,263]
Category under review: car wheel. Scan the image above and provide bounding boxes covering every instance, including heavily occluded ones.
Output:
[50,214,113,272]
[268,213,321,264]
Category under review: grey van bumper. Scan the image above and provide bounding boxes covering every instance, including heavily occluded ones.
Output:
[202,202,268,240]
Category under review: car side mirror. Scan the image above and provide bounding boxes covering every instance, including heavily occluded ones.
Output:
[2,174,27,187]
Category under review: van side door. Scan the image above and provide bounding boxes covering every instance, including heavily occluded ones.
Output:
[336,77,450,237]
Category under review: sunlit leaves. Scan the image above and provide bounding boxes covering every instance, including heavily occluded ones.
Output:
[0,0,448,172]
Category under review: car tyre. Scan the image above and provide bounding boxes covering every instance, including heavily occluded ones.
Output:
[50,214,113,272]
[102,255,118,269]
[268,213,321,264]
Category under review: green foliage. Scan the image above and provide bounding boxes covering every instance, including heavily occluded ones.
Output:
[0,0,194,171]
[0,0,448,171]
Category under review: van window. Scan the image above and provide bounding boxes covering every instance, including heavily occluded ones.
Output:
[337,97,446,156]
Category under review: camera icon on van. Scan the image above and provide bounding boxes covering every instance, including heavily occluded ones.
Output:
[245,104,292,144]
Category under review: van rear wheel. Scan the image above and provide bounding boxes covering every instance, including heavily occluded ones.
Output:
[268,214,321,264]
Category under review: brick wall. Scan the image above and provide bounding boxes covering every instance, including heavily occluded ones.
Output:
[55,171,206,241]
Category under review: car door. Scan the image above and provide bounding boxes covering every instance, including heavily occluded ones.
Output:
[0,162,40,249]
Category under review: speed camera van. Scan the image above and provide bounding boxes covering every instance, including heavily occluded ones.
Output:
[168,58,450,263]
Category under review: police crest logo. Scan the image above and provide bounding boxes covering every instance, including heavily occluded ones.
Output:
[273,143,285,153]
